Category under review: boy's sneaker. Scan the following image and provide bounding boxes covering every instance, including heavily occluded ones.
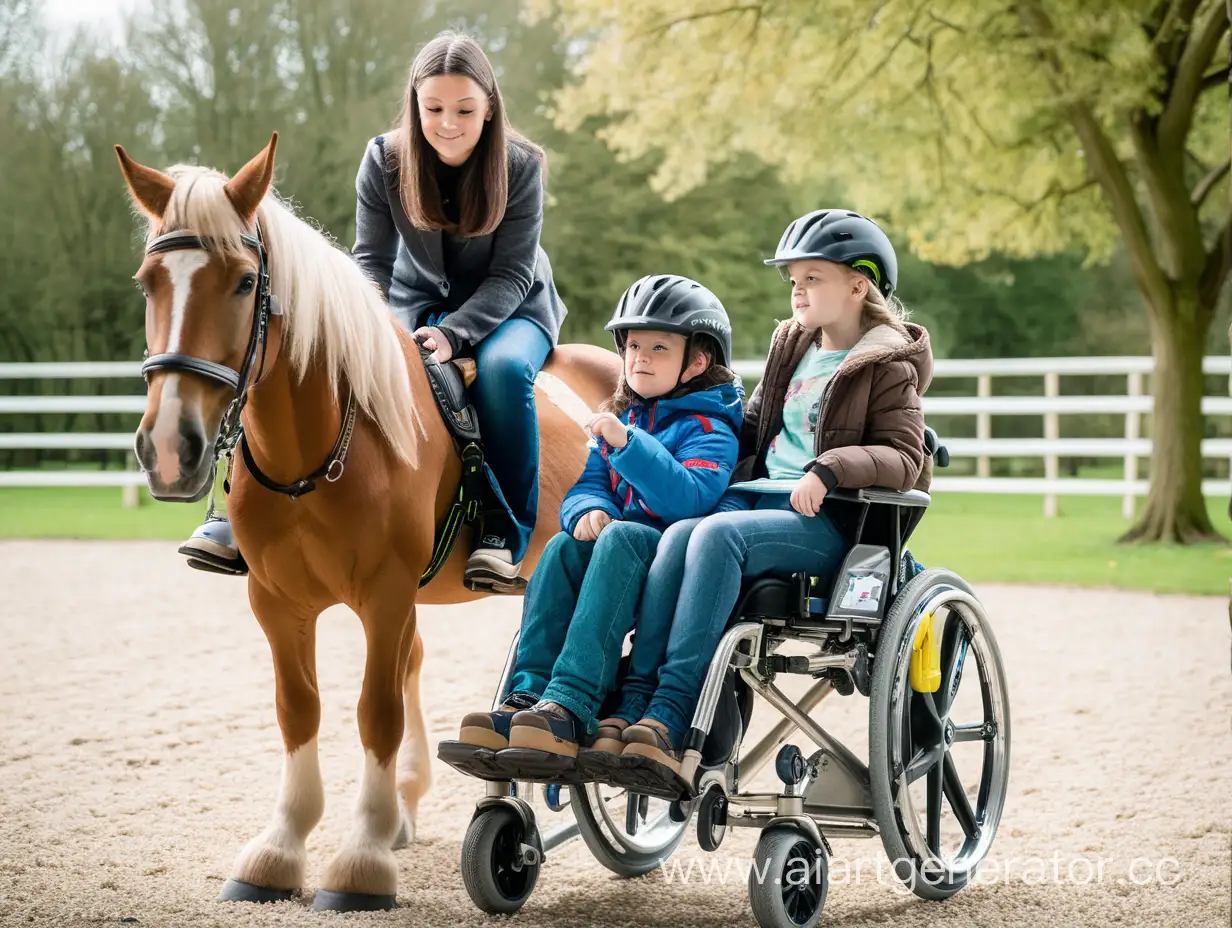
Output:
[456,691,539,750]
[588,717,629,755]
[621,719,682,775]
[507,701,584,758]
[576,717,630,783]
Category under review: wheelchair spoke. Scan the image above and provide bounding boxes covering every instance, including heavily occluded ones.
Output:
[912,687,945,741]
[905,742,944,784]
[926,761,943,855]
[937,612,970,718]
[942,753,979,839]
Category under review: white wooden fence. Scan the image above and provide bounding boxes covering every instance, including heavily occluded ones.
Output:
[2,357,1231,516]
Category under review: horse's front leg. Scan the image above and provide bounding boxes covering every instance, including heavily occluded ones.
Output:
[394,619,431,849]
[315,578,417,911]
[219,581,324,903]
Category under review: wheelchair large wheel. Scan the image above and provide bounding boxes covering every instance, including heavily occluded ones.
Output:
[868,568,1010,901]
[570,783,690,877]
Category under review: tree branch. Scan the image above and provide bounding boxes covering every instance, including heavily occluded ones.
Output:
[1159,0,1228,153]
[1149,0,1205,67]
[1199,65,1229,92]
[1192,158,1230,206]
[1017,0,1173,311]
[1199,213,1231,307]
[635,3,763,39]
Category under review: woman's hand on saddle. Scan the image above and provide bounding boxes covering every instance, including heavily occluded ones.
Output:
[587,412,628,448]
[413,326,453,363]
[790,470,827,517]
[573,509,612,541]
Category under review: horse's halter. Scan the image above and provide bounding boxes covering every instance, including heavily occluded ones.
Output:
[140,225,281,456]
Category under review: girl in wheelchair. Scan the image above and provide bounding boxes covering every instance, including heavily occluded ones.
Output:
[606,209,935,789]
[445,274,743,777]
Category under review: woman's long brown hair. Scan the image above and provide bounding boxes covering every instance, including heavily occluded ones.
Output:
[394,30,545,238]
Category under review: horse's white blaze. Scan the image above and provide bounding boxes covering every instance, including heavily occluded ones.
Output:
[162,250,209,354]
[149,250,209,482]
[151,391,183,485]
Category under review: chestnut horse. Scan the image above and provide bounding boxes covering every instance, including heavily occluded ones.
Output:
[115,133,619,911]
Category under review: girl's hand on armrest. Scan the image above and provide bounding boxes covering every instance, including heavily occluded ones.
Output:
[790,471,827,517]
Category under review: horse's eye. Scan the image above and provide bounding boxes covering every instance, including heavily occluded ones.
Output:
[236,274,257,296]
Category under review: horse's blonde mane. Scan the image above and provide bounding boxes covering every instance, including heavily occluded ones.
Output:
[151,165,420,465]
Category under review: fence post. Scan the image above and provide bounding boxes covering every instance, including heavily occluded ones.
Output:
[977,374,991,479]
[122,452,139,509]
[1123,372,1142,519]
[1044,372,1059,517]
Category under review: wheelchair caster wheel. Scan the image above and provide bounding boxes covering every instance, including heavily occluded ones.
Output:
[748,827,829,928]
[775,744,806,787]
[542,783,567,812]
[696,786,729,852]
[460,806,542,914]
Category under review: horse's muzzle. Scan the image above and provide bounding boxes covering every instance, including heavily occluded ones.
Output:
[135,416,214,502]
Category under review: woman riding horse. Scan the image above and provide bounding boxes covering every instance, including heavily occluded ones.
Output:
[181,30,565,593]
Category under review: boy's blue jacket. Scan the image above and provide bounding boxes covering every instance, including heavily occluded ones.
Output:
[559,381,743,534]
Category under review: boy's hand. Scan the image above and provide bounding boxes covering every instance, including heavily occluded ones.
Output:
[587,412,628,448]
[790,471,827,516]
[573,509,613,541]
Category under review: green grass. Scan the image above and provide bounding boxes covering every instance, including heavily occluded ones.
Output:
[909,493,1230,596]
[0,486,202,540]
[0,487,1227,595]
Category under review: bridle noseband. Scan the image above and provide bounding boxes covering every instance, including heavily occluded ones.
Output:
[140,224,356,499]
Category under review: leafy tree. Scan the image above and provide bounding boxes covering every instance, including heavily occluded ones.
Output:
[534,0,1231,543]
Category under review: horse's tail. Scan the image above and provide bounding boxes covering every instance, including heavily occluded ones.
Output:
[540,343,622,414]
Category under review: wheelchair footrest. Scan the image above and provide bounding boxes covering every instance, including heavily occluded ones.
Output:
[436,741,586,785]
[606,755,694,802]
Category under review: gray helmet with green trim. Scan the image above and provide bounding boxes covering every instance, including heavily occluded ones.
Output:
[605,274,732,367]
[764,209,898,297]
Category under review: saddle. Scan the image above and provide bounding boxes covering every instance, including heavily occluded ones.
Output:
[417,346,491,588]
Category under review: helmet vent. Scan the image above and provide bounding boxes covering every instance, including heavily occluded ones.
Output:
[832,231,854,241]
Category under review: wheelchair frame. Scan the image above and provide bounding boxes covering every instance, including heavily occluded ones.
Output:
[454,445,1011,928]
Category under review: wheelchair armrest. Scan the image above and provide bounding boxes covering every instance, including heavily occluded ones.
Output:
[826,486,931,508]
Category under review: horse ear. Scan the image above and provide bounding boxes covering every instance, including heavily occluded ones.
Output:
[224,131,278,224]
[114,145,174,219]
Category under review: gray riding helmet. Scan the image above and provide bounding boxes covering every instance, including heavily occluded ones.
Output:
[764,209,898,297]
[605,274,733,367]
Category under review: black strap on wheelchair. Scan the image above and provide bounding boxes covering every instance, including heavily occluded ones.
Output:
[417,345,487,588]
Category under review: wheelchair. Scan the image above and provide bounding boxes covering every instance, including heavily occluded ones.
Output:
[447,430,1011,928]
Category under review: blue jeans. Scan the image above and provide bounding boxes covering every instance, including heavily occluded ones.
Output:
[641,492,850,745]
[470,317,552,563]
[503,522,662,734]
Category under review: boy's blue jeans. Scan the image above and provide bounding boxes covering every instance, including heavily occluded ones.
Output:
[638,492,851,745]
[503,521,662,734]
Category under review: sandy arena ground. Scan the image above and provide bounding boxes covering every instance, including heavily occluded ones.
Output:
[0,540,1228,928]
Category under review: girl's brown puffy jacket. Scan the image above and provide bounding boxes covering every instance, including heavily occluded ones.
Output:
[732,320,934,493]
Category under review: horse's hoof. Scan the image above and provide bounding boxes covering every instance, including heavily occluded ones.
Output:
[312,889,398,912]
[217,878,299,903]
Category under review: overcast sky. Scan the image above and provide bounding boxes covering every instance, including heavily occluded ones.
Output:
[41,0,137,40]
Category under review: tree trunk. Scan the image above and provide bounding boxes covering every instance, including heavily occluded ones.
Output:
[1121,288,1222,543]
